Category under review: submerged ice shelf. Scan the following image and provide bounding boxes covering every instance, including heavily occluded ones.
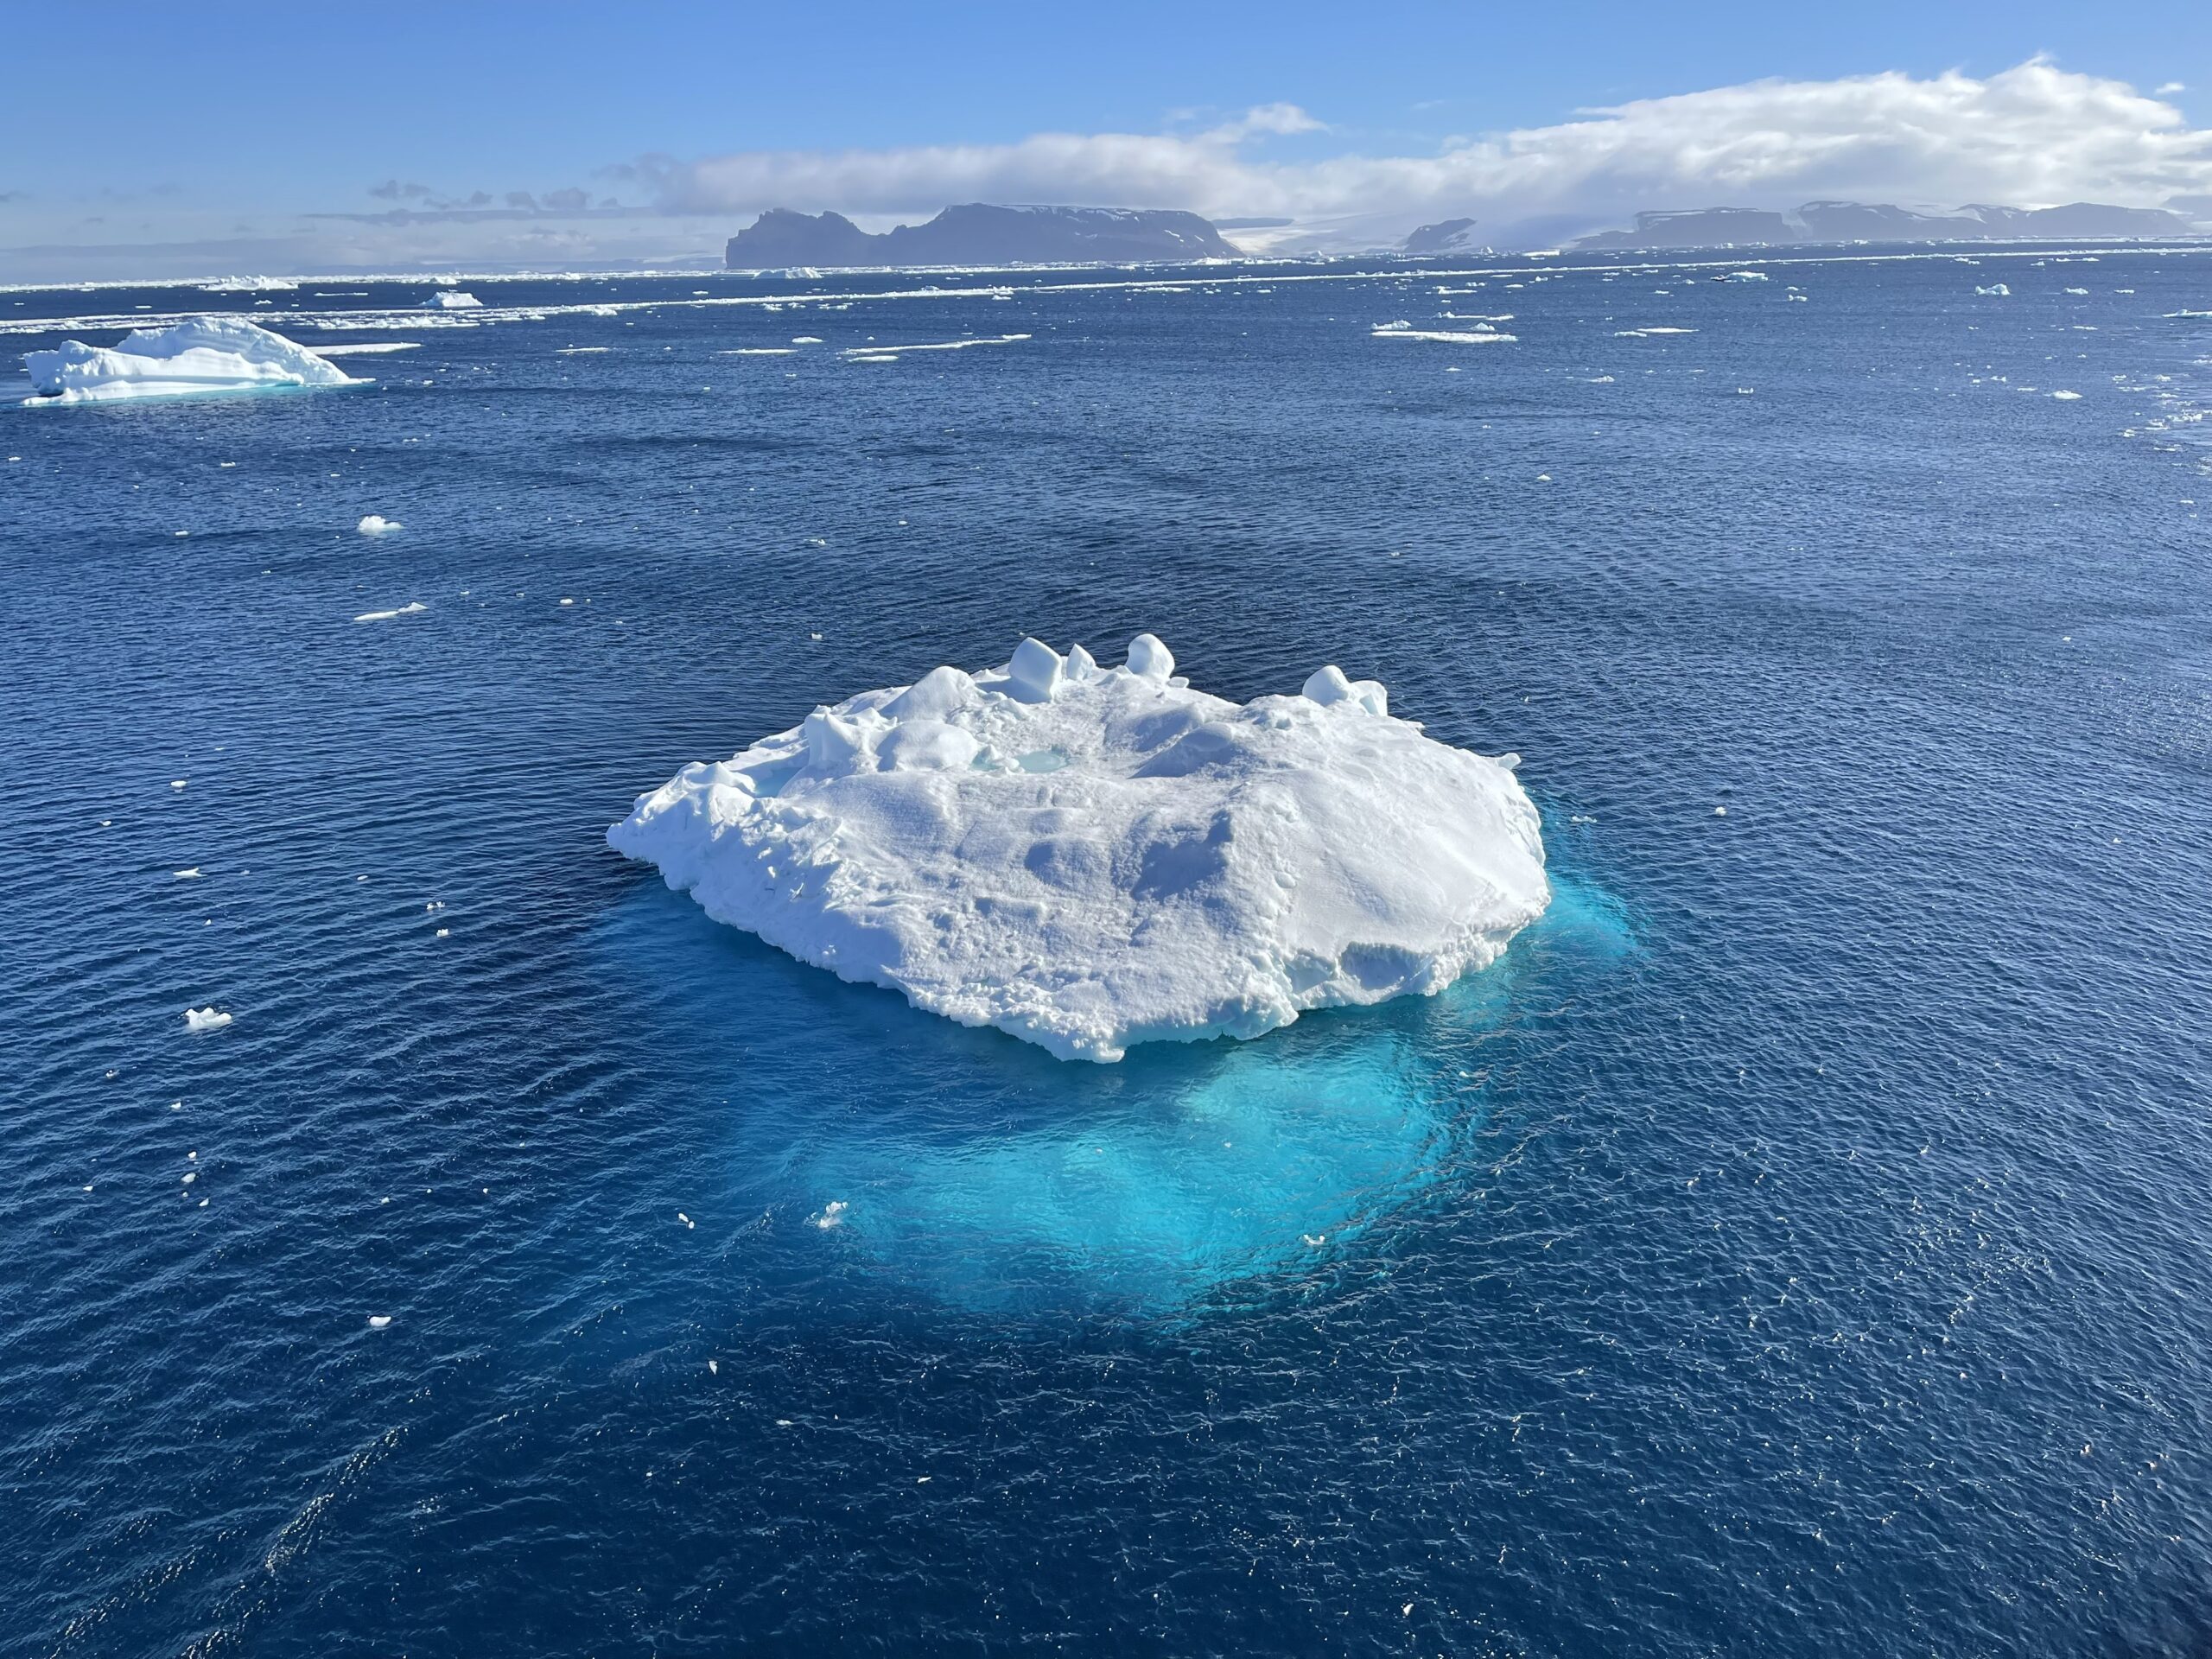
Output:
[22,316,364,404]
[610,636,1548,1061]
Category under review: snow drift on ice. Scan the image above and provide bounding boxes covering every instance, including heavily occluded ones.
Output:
[609,635,1548,1061]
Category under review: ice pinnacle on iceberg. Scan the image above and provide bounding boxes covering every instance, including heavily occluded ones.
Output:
[609,635,1549,1062]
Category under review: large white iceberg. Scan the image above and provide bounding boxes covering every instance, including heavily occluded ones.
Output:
[23,317,364,404]
[200,275,298,293]
[610,636,1548,1061]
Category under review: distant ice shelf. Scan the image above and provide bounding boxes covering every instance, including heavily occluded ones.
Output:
[22,317,365,404]
[610,635,1548,1061]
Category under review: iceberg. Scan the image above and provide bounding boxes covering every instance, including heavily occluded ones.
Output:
[425,290,483,309]
[609,635,1548,1061]
[22,317,364,404]
[200,275,297,293]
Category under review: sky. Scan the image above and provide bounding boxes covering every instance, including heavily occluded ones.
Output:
[3,0,2208,279]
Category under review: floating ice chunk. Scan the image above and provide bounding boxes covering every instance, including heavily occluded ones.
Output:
[2051,390,2082,400]
[814,1200,848,1230]
[23,317,365,404]
[1722,270,1768,282]
[367,1314,391,1328]
[353,601,428,623]
[677,1211,694,1228]
[1372,327,1516,345]
[171,779,187,790]
[610,634,1548,1061]
[791,335,823,344]
[1975,283,2012,297]
[425,290,483,309]
[836,334,1029,356]
[183,1007,232,1032]
[312,341,422,356]
[175,868,202,879]
[356,515,402,536]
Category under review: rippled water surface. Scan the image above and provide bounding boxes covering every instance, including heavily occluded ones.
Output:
[6,248,2212,1656]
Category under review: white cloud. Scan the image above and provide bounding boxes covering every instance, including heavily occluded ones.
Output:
[658,60,2212,243]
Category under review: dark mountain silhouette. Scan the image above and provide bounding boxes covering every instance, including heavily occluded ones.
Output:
[728,204,1237,268]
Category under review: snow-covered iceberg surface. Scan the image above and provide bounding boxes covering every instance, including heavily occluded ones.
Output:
[22,317,364,404]
[609,635,1548,1061]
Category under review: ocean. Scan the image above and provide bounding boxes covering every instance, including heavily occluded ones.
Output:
[4,247,2210,1656]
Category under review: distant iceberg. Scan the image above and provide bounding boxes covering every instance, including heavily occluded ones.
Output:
[611,635,1548,1061]
[1975,283,2012,296]
[424,290,483,309]
[22,317,365,404]
[200,275,298,293]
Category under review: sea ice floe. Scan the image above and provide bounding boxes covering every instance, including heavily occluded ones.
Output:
[1976,283,2012,296]
[353,601,427,623]
[425,290,483,309]
[1371,326,1516,345]
[610,634,1548,1061]
[356,515,402,536]
[183,1007,232,1033]
[836,334,1031,357]
[22,317,365,404]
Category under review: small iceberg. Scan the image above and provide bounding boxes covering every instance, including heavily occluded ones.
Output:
[183,1007,232,1033]
[23,317,365,405]
[356,515,403,536]
[425,290,483,309]
[1976,283,2012,297]
[611,634,1548,1062]
[200,275,298,293]
[353,601,427,623]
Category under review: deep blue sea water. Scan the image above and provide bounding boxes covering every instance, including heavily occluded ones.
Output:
[4,247,2211,1656]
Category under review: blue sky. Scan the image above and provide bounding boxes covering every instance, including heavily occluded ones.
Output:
[3,0,2206,277]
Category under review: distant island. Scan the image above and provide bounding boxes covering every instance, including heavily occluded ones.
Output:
[1562,200,2196,251]
[1402,218,1486,256]
[727,204,1238,269]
